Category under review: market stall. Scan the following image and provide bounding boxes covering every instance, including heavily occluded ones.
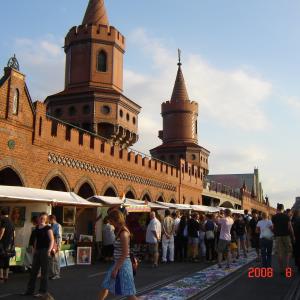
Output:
[87,196,168,260]
[0,185,100,268]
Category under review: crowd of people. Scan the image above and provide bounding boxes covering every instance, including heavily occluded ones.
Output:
[1,201,300,299]
[142,204,300,275]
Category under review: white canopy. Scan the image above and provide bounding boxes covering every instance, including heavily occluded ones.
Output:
[230,209,244,215]
[191,205,220,213]
[155,202,192,210]
[0,185,100,207]
[87,196,167,210]
[88,195,123,206]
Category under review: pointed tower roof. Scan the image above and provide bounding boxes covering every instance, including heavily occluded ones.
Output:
[82,0,109,26]
[170,49,189,102]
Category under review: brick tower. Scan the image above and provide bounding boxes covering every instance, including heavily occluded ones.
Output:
[150,51,209,176]
[45,0,140,148]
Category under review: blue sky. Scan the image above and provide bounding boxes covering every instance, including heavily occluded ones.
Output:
[1,0,299,207]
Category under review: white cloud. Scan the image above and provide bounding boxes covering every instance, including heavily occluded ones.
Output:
[287,96,300,110]
[14,36,64,100]
[125,28,272,153]
[14,30,296,208]
[207,145,267,174]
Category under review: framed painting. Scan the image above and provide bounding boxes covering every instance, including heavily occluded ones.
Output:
[63,206,76,225]
[79,235,93,243]
[65,250,76,266]
[11,206,26,227]
[77,247,92,265]
[59,251,67,268]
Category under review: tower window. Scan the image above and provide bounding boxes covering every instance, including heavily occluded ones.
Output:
[68,106,77,116]
[195,120,198,134]
[119,109,123,118]
[12,89,19,115]
[97,50,107,72]
[101,105,111,115]
[126,113,130,121]
[83,105,91,115]
[191,154,196,160]
[133,117,136,125]
[54,108,63,118]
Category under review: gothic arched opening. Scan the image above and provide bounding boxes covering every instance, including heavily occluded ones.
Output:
[142,193,152,202]
[0,168,23,186]
[77,182,94,199]
[104,187,117,197]
[125,190,135,200]
[46,176,67,192]
[77,182,95,236]
[157,196,164,203]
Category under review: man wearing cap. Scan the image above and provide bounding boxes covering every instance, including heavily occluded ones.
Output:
[272,203,295,275]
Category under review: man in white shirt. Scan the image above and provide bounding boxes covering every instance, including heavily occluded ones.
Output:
[217,209,234,269]
[256,212,273,267]
[162,210,175,263]
[146,211,161,267]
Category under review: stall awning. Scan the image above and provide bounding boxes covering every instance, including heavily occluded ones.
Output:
[155,202,192,210]
[88,196,123,206]
[87,196,166,211]
[0,185,100,207]
[191,205,220,213]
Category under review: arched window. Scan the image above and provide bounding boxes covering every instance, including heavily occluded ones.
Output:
[97,50,107,72]
[12,89,19,115]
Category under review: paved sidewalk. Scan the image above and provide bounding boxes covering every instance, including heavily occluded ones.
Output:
[138,252,257,300]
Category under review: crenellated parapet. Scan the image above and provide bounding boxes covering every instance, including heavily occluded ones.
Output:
[65,24,125,52]
[32,101,201,194]
[162,100,198,115]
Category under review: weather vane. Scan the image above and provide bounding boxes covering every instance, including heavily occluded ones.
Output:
[7,54,20,71]
[178,48,182,66]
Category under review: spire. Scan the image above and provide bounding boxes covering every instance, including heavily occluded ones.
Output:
[171,49,189,102]
[82,0,109,26]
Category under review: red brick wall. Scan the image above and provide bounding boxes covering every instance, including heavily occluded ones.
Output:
[0,71,203,203]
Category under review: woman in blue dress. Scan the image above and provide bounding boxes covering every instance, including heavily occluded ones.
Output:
[99,209,137,300]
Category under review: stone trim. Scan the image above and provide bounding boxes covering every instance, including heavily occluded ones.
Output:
[48,152,176,192]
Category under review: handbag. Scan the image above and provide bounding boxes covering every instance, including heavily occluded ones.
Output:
[51,240,58,256]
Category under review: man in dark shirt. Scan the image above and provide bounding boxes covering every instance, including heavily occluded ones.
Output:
[187,213,200,261]
[272,203,295,274]
[249,211,260,261]
[0,207,15,282]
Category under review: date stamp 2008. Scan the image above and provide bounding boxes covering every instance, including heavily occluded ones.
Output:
[248,267,293,278]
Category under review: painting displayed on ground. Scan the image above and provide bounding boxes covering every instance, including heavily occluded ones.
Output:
[59,251,67,268]
[63,207,76,225]
[77,247,92,265]
[139,252,257,300]
[64,250,76,266]
[79,235,93,243]
[11,206,26,227]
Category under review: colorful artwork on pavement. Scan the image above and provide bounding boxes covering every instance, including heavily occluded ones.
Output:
[138,252,257,300]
